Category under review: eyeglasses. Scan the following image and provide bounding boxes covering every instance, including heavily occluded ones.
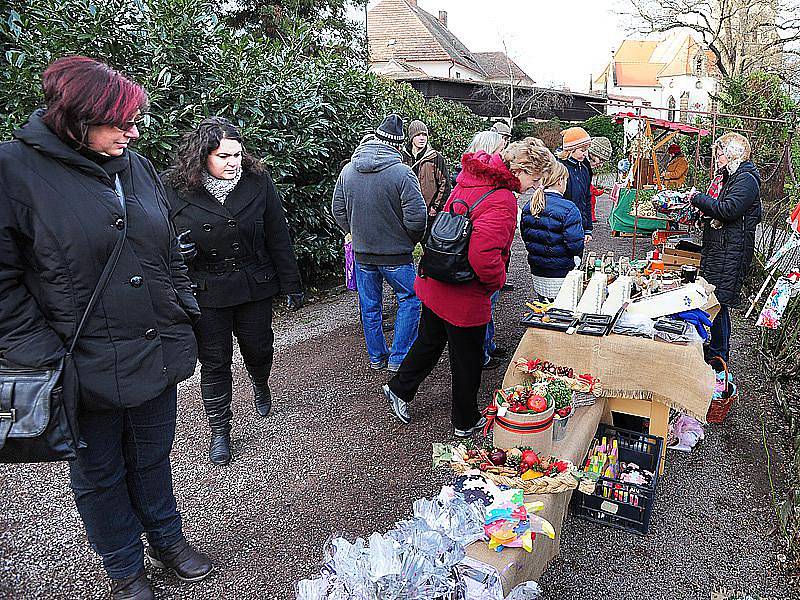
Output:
[114,116,146,132]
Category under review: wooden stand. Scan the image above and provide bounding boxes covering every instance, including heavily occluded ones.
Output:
[601,396,670,475]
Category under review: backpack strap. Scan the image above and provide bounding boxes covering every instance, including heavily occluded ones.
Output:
[467,187,501,215]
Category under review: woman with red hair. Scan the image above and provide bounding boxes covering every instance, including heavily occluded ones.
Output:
[0,56,211,598]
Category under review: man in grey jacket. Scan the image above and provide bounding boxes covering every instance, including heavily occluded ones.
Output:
[332,114,427,372]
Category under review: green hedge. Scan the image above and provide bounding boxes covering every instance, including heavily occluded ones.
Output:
[0,0,483,281]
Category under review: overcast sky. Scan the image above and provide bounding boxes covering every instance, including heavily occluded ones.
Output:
[360,0,632,91]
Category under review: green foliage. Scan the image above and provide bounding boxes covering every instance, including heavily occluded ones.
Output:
[0,0,478,280]
[511,118,564,151]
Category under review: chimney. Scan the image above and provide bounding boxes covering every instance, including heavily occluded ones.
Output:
[438,10,448,27]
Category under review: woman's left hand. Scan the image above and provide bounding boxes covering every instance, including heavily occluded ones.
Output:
[287,292,305,312]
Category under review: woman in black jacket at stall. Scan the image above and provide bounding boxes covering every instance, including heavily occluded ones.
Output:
[690,132,761,365]
[162,117,303,466]
[0,56,210,599]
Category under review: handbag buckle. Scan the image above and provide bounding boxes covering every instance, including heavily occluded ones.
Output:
[0,408,16,423]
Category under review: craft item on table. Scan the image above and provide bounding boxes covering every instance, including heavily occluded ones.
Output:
[520,307,577,332]
[513,358,602,396]
[575,313,613,336]
[451,473,503,507]
[505,581,543,599]
[629,195,660,219]
[611,312,655,338]
[667,414,705,452]
[600,275,632,315]
[549,380,575,442]
[650,189,700,224]
[756,270,800,329]
[669,309,712,341]
[576,271,608,315]
[626,282,708,319]
[572,391,597,408]
[483,488,555,552]
[448,440,580,495]
[413,487,487,545]
[552,269,584,311]
[456,556,505,600]
[484,384,555,454]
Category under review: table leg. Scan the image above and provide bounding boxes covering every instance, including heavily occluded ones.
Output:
[649,400,669,475]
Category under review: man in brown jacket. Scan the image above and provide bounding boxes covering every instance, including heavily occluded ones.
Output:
[664,143,689,189]
[402,120,451,217]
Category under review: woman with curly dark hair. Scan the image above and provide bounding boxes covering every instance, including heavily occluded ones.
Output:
[162,117,303,466]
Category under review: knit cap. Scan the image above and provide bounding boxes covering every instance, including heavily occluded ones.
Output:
[589,136,612,161]
[561,127,591,151]
[375,114,405,144]
[667,143,681,155]
[407,120,428,140]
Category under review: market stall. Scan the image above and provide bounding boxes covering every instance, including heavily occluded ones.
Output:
[608,113,710,239]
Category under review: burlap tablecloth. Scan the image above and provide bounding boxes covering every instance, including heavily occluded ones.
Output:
[502,329,714,421]
[464,400,605,592]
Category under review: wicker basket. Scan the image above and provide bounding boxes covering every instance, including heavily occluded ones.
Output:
[450,460,579,495]
[706,357,737,423]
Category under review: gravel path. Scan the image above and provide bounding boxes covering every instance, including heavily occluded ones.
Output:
[0,197,791,600]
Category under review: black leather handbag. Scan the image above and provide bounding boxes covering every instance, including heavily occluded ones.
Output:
[0,201,127,463]
[419,188,498,284]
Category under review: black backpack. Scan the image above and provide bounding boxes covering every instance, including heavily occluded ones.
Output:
[418,188,499,284]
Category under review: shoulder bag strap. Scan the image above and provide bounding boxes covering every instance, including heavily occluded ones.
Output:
[68,176,128,354]
[467,187,501,215]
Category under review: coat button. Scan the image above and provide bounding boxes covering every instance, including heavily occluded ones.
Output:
[144,328,157,340]
[227,219,236,227]
[130,276,143,288]
[231,242,241,251]
[209,249,219,257]
[114,218,124,230]
[203,223,212,232]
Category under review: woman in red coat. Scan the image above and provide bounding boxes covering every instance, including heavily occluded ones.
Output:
[382,141,545,437]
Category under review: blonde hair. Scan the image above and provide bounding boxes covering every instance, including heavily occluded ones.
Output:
[503,138,553,177]
[466,131,504,154]
[715,132,751,173]
[529,160,568,217]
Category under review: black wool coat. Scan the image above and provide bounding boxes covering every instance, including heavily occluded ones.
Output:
[0,110,199,410]
[692,161,762,308]
[162,171,302,308]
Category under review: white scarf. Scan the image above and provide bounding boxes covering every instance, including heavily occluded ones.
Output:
[203,170,242,204]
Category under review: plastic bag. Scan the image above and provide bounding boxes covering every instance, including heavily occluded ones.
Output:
[344,236,357,291]
[504,581,542,599]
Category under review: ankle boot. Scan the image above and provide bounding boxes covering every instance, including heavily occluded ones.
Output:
[201,381,233,465]
[110,571,154,600]
[247,367,272,417]
[146,538,213,582]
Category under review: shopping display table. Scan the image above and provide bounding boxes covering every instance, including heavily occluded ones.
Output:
[465,400,605,593]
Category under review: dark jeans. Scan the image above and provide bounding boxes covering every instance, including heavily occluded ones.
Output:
[389,304,486,430]
[68,386,182,579]
[708,304,731,363]
[194,297,274,386]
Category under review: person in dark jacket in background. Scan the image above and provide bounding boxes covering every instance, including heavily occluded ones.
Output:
[690,132,761,364]
[558,127,594,244]
[162,117,303,466]
[332,115,427,372]
[402,120,451,218]
[521,157,585,302]
[0,56,210,600]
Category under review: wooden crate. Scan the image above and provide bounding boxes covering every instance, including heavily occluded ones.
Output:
[663,247,700,270]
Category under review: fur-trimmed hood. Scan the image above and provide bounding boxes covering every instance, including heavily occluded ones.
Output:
[456,151,520,191]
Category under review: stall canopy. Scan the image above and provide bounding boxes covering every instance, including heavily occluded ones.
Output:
[612,112,711,137]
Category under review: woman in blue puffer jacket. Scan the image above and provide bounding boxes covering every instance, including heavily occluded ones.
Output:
[520,157,585,301]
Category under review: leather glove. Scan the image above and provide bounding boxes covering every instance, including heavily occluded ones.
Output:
[672,309,713,341]
[177,230,197,262]
[287,292,305,312]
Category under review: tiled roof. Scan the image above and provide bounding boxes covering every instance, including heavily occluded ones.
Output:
[472,51,533,83]
[368,0,486,74]
[615,63,664,87]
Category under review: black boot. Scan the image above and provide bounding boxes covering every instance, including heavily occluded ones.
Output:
[110,571,154,600]
[247,367,272,417]
[146,538,213,582]
[201,381,232,465]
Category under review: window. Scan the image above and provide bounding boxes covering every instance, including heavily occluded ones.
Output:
[695,53,704,76]
[455,71,461,79]
[668,96,676,122]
